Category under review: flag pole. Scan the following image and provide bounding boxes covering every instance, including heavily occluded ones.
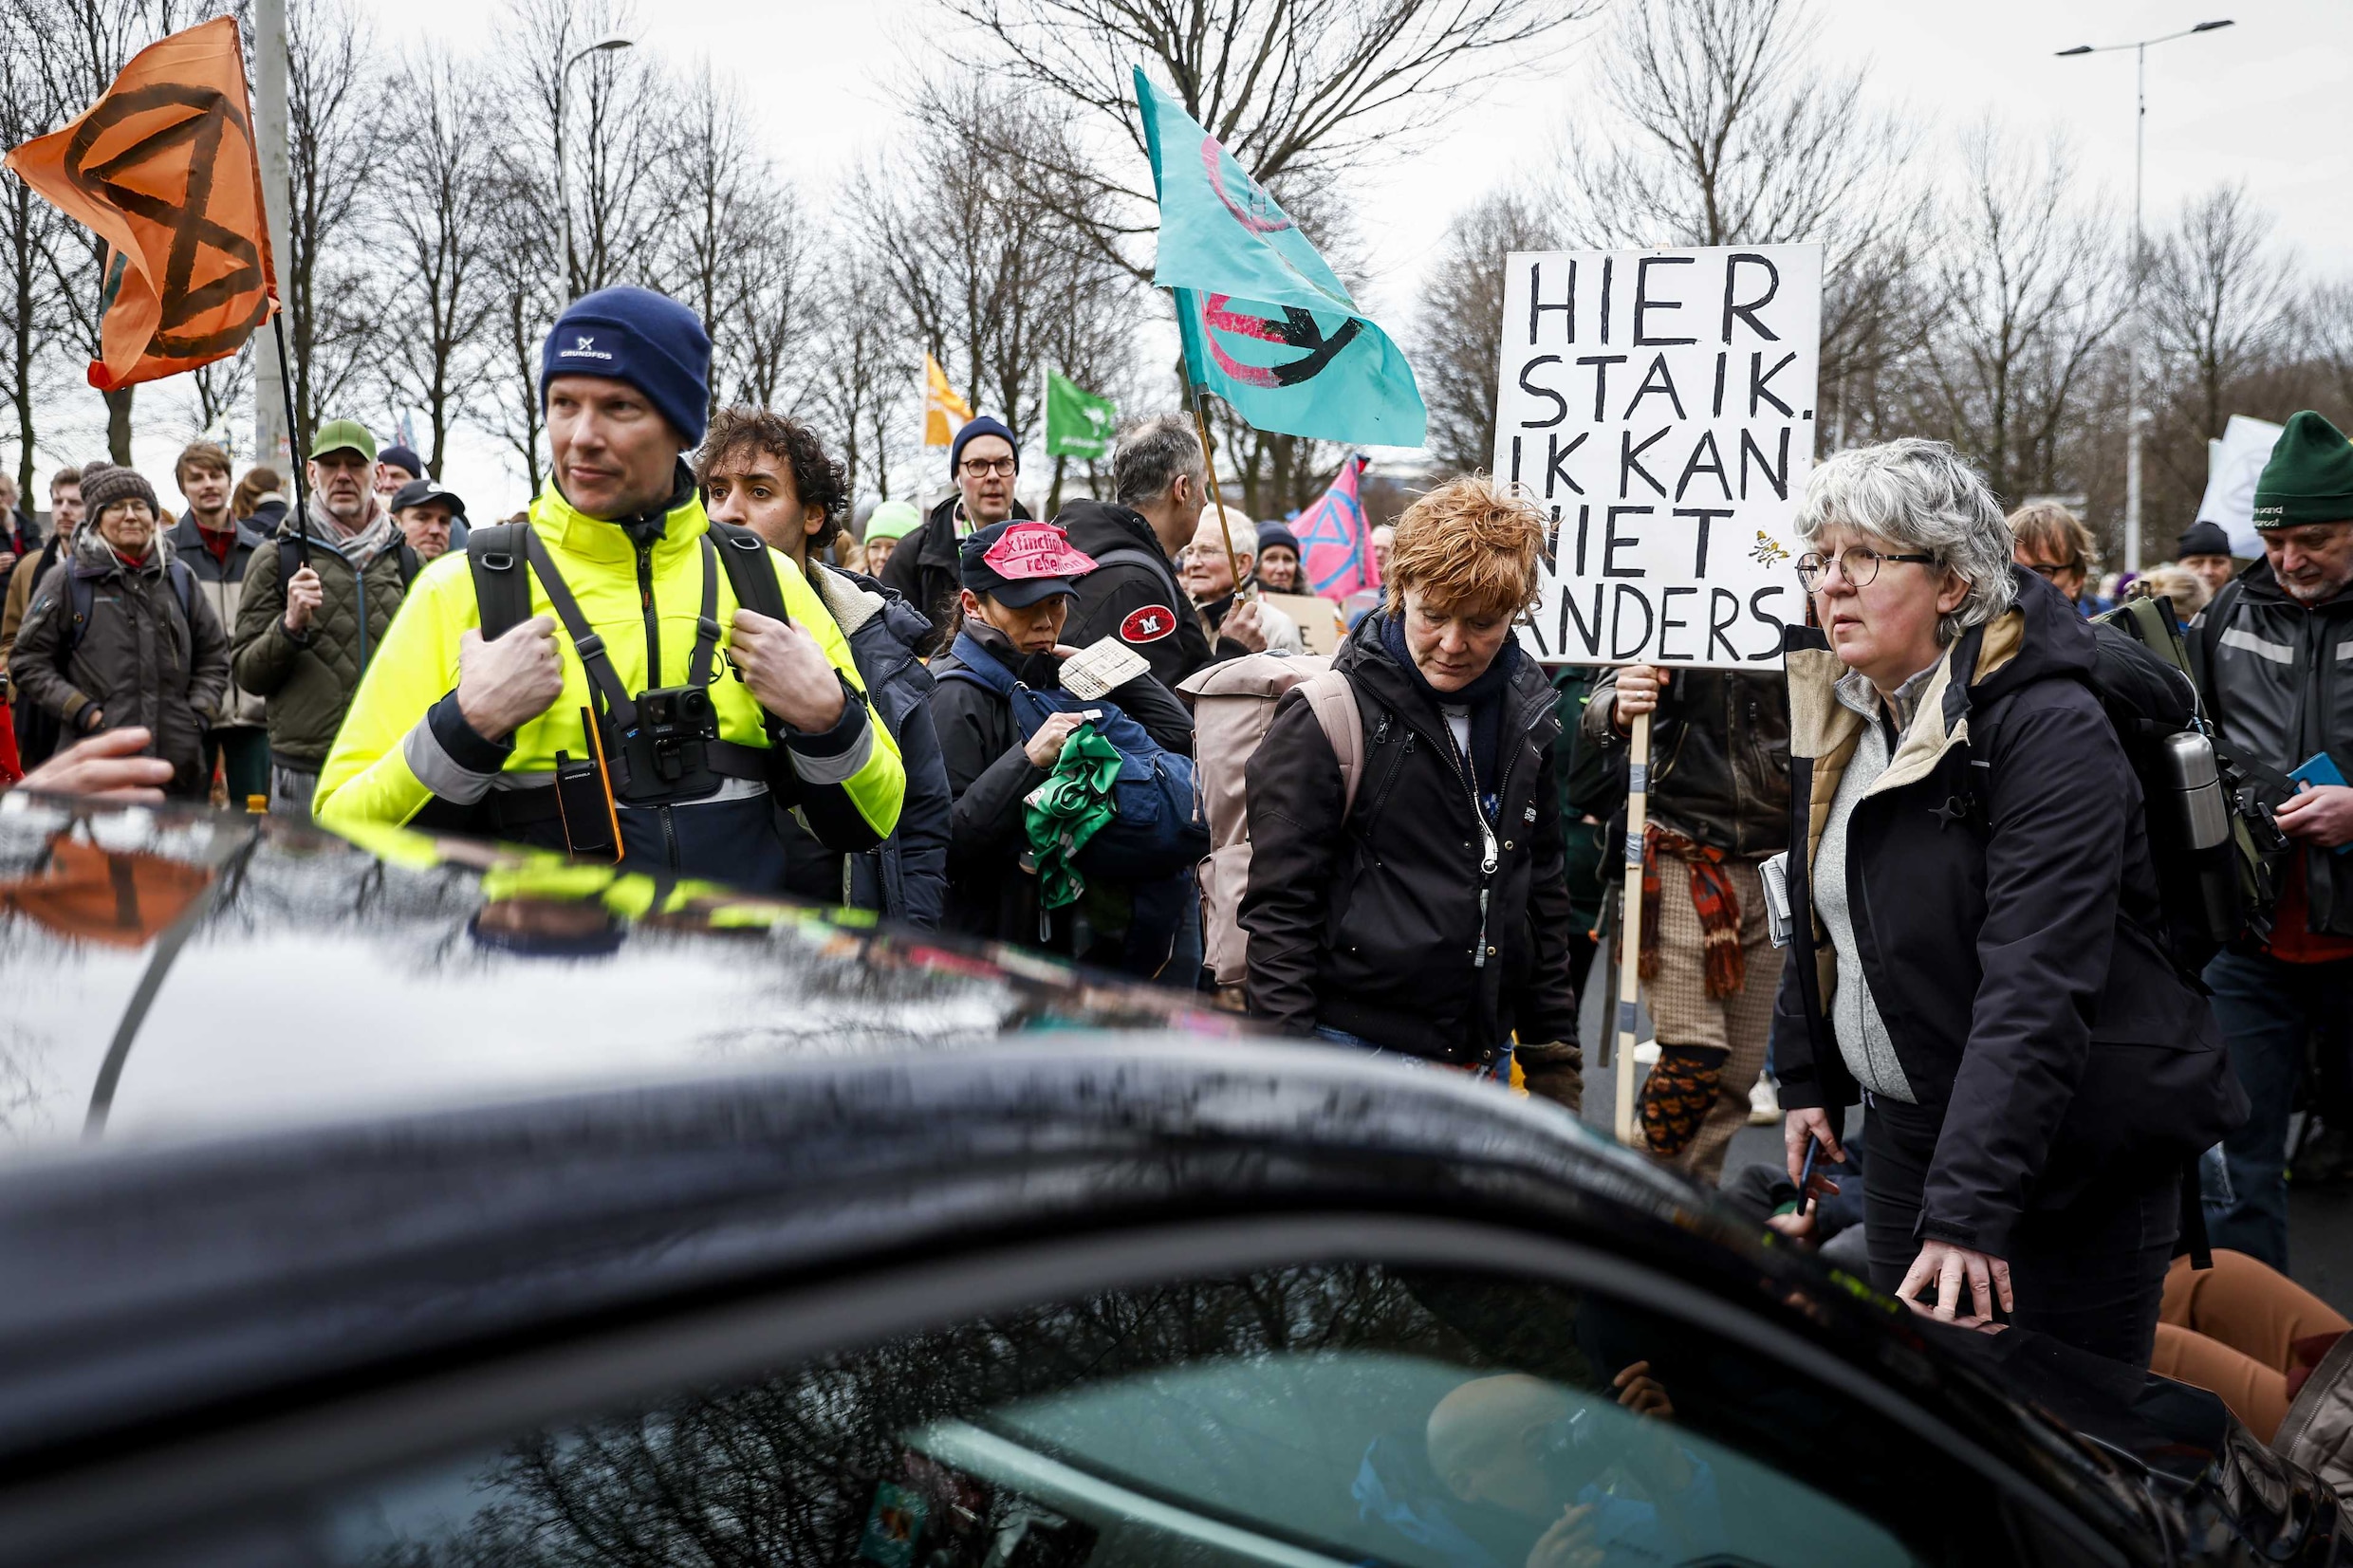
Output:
[1615,710,1652,1147]
[1185,378,1245,600]
[269,303,309,567]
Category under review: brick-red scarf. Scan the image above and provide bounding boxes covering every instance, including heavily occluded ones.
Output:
[1639,824,1745,998]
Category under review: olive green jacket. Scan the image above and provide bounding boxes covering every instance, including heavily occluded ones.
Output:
[230,502,415,768]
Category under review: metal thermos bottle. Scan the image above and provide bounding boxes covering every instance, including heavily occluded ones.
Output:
[2160,731,2231,852]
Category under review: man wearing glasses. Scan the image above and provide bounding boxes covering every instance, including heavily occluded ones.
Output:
[880,415,1030,651]
[2007,501,2101,613]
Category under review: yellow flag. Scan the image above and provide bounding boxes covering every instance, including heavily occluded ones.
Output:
[923,353,974,447]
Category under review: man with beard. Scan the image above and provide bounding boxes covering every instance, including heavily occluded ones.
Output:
[232,420,420,818]
[2193,411,2353,1269]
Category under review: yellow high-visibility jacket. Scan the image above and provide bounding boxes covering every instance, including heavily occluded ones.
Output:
[314,481,904,873]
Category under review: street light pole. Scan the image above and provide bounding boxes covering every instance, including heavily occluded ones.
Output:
[555,34,633,304]
[252,0,294,469]
[2057,19,2234,574]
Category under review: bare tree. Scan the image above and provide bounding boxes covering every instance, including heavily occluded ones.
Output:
[501,0,670,304]
[1554,0,1927,449]
[660,68,816,416]
[283,0,383,441]
[1414,190,1552,478]
[856,76,1086,444]
[380,55,499,478]
[188,341,254,452]
[0,8,67,496]
[2146,183,2294,453]
[937,0,1593,283]
[719,188,817,413]
[1912,126,2123,506]
[476,155,561,499]
[808,245,914,508]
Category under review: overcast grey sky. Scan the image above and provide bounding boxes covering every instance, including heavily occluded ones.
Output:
[53,0,2353,512]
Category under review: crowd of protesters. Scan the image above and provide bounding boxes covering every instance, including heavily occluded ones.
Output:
[7,285,2353,1413]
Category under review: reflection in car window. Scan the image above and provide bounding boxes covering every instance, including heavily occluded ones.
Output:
[315,1264,1990,1567]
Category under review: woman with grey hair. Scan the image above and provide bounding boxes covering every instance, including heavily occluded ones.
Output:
[1772,437,2241,1369]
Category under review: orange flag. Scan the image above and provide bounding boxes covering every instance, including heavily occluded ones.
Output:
[923,352,974,447]
[5,15,276,392]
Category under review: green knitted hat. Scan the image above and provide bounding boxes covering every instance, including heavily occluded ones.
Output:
[2252,411,2353,529]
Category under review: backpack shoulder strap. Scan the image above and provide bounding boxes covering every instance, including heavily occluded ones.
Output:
[2188,575,2242,727]
[466,524,533,643]
[277,537,302,595]
[706,520,790,625]
[1298,668,1365,818]
[166,560,195,626]
[62,572,94,655]
[935,632,1016,696]
[1085,544,1184,604]
[398,542,419,588]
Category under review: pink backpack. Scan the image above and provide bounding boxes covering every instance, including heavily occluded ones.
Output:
[1176,654,1365,988]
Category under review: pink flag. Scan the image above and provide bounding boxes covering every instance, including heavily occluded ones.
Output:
[1292,454,1376,598]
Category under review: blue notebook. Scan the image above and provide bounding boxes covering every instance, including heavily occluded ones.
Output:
[2288,753,2351,854]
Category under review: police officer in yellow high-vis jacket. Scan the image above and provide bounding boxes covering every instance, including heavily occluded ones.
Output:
[316,286,903,886]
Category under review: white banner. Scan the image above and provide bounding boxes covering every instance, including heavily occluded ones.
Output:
[2197,414,2284,559]
[1493,244,1824,669]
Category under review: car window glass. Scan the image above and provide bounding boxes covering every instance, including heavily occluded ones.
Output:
[304,1263,2021,1567]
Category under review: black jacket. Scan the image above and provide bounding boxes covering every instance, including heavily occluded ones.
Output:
[2192,561,2353,937]
[789,566,952,930]
[1579,666,1791,857]
[879,491,1032,655]
[12,531,231,798]
[1056,499,1248,691]
[1772,569,2246,1257]
[1240,612,1581,1062]
[931,633,1195,951]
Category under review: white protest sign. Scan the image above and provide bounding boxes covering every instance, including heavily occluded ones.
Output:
[2196,414,2284,559]
[1492,244,1824,669]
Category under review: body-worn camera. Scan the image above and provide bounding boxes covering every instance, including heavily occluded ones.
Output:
[609,683,721,802]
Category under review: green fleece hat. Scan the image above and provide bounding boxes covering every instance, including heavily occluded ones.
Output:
[2252,411,2353,529]
[307,418,378,462]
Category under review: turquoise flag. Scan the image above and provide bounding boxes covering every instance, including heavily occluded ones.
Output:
[1135,68,1426,448]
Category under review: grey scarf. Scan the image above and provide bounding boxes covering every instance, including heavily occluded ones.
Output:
[306,494,399,569]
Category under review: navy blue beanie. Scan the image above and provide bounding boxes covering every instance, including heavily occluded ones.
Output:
[541,286,712,449]
[950,415,1019,477]
[1255,520,1302,557]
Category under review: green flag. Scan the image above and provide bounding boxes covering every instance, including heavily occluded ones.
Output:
[1134,67,1425,447]
[1045,370,1118,459]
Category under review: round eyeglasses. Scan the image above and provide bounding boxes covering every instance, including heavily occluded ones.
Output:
[1796,545,1938,591]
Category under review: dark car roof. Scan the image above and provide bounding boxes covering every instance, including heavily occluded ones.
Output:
[0,795,1237,1155]
[0,799,2332,1565]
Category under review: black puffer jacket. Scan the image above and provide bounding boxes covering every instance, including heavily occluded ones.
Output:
[1240,612,1581,1062]
[11,530,230,797]
[2192,561,2353,936]
[1579,666,1790,856]
[1772,569,2246,1257]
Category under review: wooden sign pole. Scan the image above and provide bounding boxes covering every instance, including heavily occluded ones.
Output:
[1614,709,1652,1147]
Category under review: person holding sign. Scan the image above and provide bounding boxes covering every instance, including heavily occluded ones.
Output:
[1772,438,2242,1368]
[1239,476,1583,1102]
[1583,658,1789,1181]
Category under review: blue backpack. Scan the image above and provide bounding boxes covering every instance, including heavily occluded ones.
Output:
[936,631,1209,882]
